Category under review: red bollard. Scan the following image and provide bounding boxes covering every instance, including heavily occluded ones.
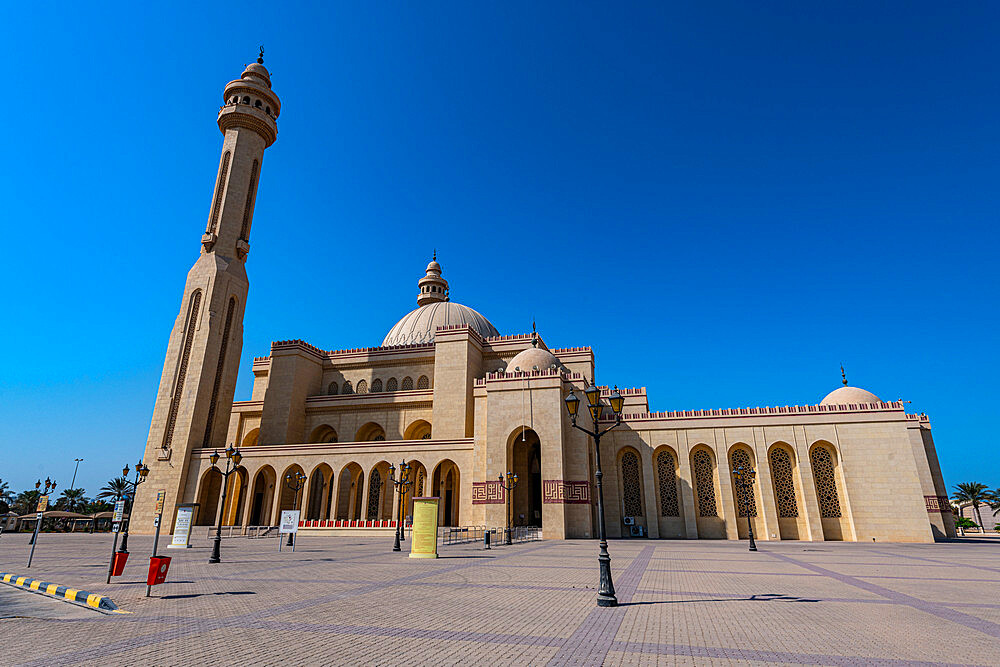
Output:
[111,551,129,576]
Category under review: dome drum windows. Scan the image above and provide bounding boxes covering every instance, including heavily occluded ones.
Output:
[356,380,368,394]
[417,375,430,389]
[401,377,413,391]
[386,378,398,392]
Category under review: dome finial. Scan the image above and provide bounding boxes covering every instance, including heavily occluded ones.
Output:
[841,364,848,386]
[433,248,436,261]
[531,319,537,348]
[257,45,265,64]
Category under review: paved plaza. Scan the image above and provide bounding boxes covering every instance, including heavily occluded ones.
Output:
[1,533,999,665]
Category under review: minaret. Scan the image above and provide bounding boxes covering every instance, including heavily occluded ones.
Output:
[132,53,281,530]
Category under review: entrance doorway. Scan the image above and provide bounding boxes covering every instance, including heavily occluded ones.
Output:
[510,428,542,527]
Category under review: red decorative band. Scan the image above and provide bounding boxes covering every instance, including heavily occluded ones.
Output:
[543,480,590,504]
[472,481,505,504]
[925,495,950,513]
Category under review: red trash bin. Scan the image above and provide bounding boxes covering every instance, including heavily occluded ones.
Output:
[147,556,171,586]
[111,551,129,576]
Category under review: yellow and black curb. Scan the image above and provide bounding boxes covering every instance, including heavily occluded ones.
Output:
[0,572,125,614]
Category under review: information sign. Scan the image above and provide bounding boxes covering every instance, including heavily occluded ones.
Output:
[36,495,49,513]
[168,505,195,549]
[280,510,300,534]
[113,500,126,522]
[154,490,166,515]
[409,497,439,559]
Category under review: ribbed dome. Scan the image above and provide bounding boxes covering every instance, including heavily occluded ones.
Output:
[820,386,883,406]
[507,347,564,373]
[382,301,499,347]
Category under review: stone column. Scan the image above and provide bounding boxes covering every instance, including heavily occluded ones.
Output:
[677,433,699,539]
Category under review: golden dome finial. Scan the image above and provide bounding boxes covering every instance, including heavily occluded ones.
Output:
[841,364,848,386]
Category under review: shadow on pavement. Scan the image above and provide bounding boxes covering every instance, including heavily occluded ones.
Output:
[160,591,256,600]
[620,593,822,607]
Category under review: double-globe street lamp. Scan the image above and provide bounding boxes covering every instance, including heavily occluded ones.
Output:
[731,464,758,552]
[284,471,306,547]
[388,461,412,552]
[119,461,150,553]
[565,383,625,608]
[498,471,518,545]
[208,444,243,564]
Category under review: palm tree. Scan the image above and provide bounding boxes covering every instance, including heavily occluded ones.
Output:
[989,487,1000,520]
[952,482,991,531]
[97,476,132,501]
[57,488,88,513]
[13,489,41,515]
[0,479,12,512]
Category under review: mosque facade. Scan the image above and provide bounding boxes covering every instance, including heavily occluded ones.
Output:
[131,58,955,543]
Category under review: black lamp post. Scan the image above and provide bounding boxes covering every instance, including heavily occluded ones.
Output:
[284,471,306,547]
[498,471,518,545]
[28,478,56,547]
[389,461,412,552]
[731,464,758,551]
[564,383,626,608]
[118,461,150,554]
[208,445,242,564]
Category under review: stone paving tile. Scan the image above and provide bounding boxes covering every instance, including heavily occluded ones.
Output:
[3,533,1000,666]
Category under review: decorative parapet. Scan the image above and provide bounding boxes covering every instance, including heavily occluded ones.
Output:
[475,369,583,386]
[905,413,931,423]
[550,346,593,354]
[613,401,909,422]
[266,338,435,362]
[483,333,535,343]
[434,324,485,345]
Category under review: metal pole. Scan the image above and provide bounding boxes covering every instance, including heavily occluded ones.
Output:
[146,509,163,597]
[119,476,133,553]
[70,459,83,491]
[746,482,758,552]
[105,528,120,583]
[592,427,618,607]
[26,517,42,568]
[209,463,230,564]
[393,477,402,552]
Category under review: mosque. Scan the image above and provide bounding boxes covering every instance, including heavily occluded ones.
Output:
[131,57,956,543]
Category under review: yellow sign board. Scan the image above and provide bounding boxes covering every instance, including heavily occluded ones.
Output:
[155,490,166,515]
[409,497,439,559]
[36,495,49,513]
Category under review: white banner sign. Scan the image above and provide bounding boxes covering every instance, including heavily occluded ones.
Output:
[168,506,195,548]
[280,510,300,534]
[113,499,126,522]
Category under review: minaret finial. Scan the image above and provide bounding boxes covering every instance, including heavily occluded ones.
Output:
[433,248,436,261]
[841,364,848,386]
[257,46,265,64]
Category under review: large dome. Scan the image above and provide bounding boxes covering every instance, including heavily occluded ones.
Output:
[820,385,883,406]
[382,256,499,346]
[382,301,499,346]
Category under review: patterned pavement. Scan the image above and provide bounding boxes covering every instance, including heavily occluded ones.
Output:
[1,531,998,665]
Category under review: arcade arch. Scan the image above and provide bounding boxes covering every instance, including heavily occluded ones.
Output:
[507,428,541,527]
[334,463,365,520]
[248,465,276,526]
[432,459,461,527]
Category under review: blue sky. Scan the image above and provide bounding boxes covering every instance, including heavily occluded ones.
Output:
[1,2,997,499]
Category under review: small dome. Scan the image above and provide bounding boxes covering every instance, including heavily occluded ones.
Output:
[242,62,272,87]
[820,386,883,406]
[507,347,564,373]
[382,301,499,347]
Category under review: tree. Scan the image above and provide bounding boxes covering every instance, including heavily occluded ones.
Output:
[990,487,1000,519]
[12,489,41,515]
[0,479,12,513]
[954,516,978,536]
[97,476,133,501]
[57,488,88,513]
[952,482,991,531]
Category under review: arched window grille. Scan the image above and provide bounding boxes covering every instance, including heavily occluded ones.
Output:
[373,435,386,441]
[769,448,798,518]
[356,379,368,394]
[730,449,757,517]
[386,377,398,391]
[328,381,339,395]
[163,290,202,450]
[811,447,841,518]
[371,378,383,393]
[656,450,680,517]
[620,451,643,518]
[206,152,230,234]
[416,471,425,497]
[342,381,354,394]
[367,470,381,519]
[421,433,431,440]
[417,375,429,389]
[401,376,413,390]
[693,450,718,517]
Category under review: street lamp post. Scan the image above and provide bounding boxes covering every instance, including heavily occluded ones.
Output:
[208,445,243,564]
[498,471,518,545]
[118,461,150,554]
[27,477,56,566]
[389,461,412,552]
[284,471,306,547]
[70,458,84,491]
[564,383,626,608]
[731,465,758,551]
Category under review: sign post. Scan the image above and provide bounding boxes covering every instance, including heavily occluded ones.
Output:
[26,495,48,568]
[146,490,166,597]
[168,504,196,549]
[408,497,439,559]
[106,499,127,583]
[279,510,300,552]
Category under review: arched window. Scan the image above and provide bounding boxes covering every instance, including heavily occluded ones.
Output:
[371,378,383,393]
[367,470,381,520]
[417,375,430,389]
[620,451,643,518]
[164,290,202,450]
[240,159,259,242]
[416,470,425,497]
[693,450,718,517]
[254,99,262,108]
[386,377,398,392]
[356,379,368,394]
[342,381,353,394]
[656,450,679,517]
[401,376,413,390]
[373,434,386,441]
[328,381,339,395]
[769,448,798,518]
[811,446,841,518]
[730,449,757,518]
[206,151,231,234]
[242,96,250,104]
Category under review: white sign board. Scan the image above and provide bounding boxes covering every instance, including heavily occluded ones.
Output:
[280,510,300,534]
[113,500,126,522]
[168,506,195,549]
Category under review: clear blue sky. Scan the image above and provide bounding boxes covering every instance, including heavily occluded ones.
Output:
[1,3,996,499]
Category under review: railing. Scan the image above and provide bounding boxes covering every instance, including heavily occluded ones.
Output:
[204,525,278,539]
[438,525,541,546]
